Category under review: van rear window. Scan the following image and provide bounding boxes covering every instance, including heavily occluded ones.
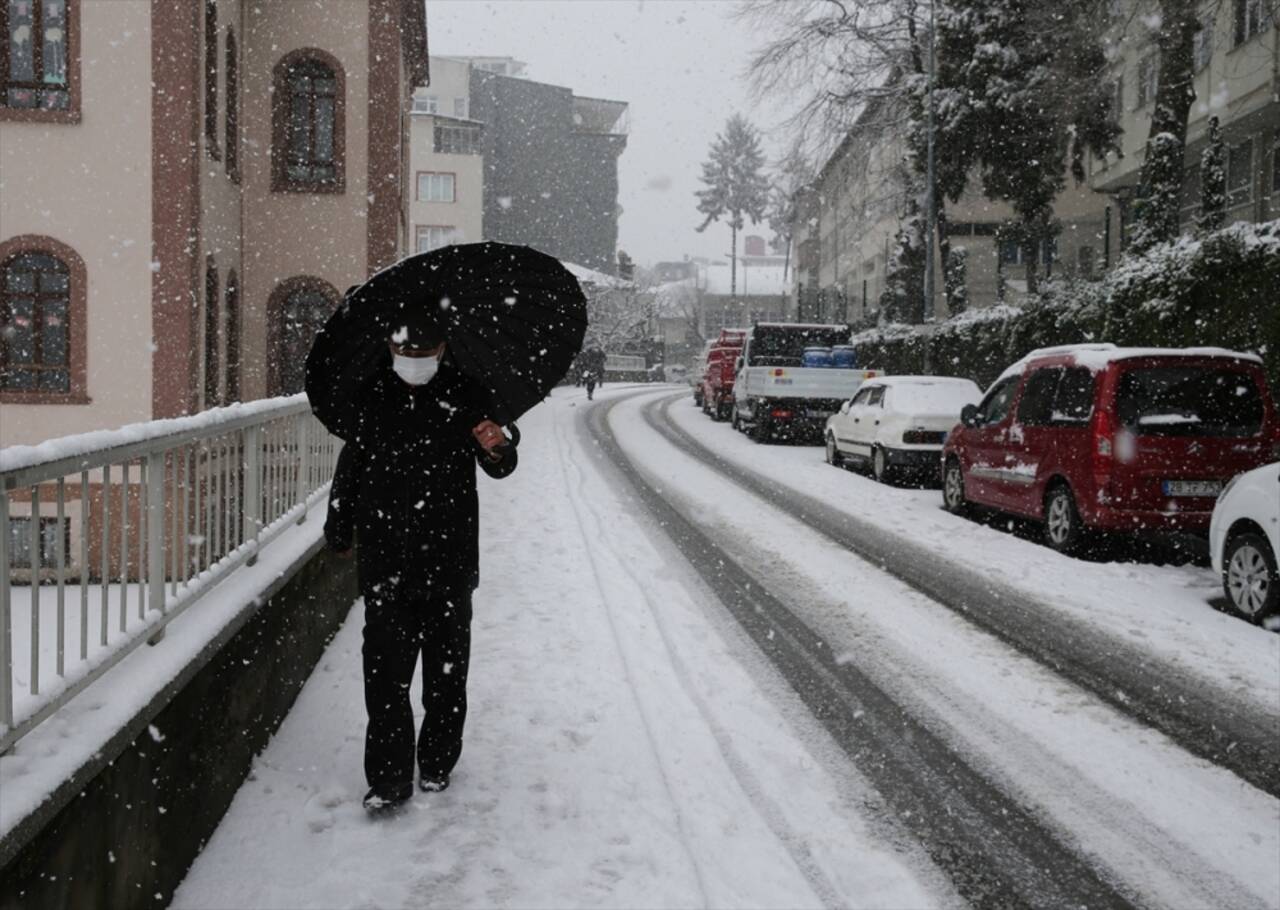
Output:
[1115,367,1264,437]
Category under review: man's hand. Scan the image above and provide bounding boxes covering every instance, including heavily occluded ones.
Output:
[472,420,506,457]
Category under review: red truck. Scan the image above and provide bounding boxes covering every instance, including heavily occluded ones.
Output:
[699,329,746,421]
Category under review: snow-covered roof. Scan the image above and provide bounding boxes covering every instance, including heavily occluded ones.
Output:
[863,375,982,387]
[562,261,632,290]
[700,262,788,298]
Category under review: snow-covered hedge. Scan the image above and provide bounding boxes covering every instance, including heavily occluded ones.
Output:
[852,220,1280,389]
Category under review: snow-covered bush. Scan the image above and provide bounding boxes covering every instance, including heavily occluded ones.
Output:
[851,220,1280,390]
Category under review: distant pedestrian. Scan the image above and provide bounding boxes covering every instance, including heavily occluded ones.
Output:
[583,369,598,400]
[324,312,518,814]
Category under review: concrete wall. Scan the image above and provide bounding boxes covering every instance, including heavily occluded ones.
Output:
[0,0,154,446]
[0,545,357,909]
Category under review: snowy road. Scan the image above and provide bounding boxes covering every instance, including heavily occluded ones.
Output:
[174,386,1280,910]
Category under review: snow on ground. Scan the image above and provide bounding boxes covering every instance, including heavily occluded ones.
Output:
[613,390,1280,909]
[664,394,1280,715]
[173,385,952,910]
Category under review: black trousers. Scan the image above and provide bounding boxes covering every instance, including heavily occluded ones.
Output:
[362,584,473,790]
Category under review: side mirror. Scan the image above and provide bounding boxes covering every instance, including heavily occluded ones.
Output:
[735,357,744,372]
[961,404,979,428]
[839,401,851,415]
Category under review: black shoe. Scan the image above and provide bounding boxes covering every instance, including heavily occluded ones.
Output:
[418,774,450,793]
[363,783,412,814]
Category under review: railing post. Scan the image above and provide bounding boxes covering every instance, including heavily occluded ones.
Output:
[146,451,166,645]
[296,416,310,524]
[243,425,263,566]
[0,487,13,739]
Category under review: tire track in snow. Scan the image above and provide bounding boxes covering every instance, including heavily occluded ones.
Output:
[644,394,1280,800]
[587,391,1140,910]
[548,400,714,908]
[563,402,849,910]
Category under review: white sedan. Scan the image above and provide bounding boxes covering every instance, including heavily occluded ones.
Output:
[824,376,981,483]
[1210,461,1279,623]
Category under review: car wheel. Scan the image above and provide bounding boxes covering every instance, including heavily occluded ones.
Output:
[872,446,893,484]
[825,432,844,467]
[1223,531,1279,622]
[751,419,769,444]
[943,458,968,514]
[731,406,741,432]
[1043,485,1085,554]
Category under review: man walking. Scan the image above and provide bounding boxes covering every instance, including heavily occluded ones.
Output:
[324,313,517,814]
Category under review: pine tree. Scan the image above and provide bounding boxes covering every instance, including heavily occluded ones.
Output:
[1129,0,1201,253]
[944,246,968,316]
[880,213,926,324]
[936,0,1119,293]
[695,115,771,299]
[1198,115,1226,234]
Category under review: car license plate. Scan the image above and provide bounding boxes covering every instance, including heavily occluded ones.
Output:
[1162,479,1222,497]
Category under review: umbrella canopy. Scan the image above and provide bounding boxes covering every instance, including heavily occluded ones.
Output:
[306,242,588,437]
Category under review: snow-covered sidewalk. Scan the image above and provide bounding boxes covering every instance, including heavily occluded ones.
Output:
[172,387,951,910]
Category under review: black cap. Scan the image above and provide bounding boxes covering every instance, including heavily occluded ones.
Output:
[389,307,444,351]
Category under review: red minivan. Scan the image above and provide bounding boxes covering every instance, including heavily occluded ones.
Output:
[941,344,1280,552]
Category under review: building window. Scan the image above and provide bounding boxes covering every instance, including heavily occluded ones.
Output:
[1136,55,1158,108]
[1193,16,1215,71]
[204,0,220,160]
[8,515,68,569]
[269,278,339,396]
[453,97,468,118]
[416,225,459,254]
[0,238,87,402]
[1,0,79,120]
[434,123,482,155]
[203,258,220,408]
[225,270,241,403]
[412,94,438,114]
[225,29,239,182]
[1227,138,1254,206]
[416,172,456,202]
[272,50,346,193]
[1234,0,1270,46]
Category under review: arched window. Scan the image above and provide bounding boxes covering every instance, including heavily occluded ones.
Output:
[0,236,87,402]
[203,257,220,408]
[268,277,339,396]
[272,50,345,193]
[0,0,80,122]
[225,28,239,182]
[225,270,241,403]
[203,0,219,160]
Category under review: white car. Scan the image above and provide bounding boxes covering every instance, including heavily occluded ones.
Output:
[824,376,981,483]
[1209,461,1279,623]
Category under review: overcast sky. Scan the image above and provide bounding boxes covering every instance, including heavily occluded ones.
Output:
[428,0,785,268]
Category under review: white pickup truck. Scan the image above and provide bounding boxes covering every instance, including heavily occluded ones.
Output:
[731,323,880,442]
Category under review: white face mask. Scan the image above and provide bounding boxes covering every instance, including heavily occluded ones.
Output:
[392,353,440,386]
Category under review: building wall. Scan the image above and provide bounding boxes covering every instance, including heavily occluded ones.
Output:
[1090,1,1280,257]
[238,1,372,401]
[0,0,154,447]
[409,114,485,250]
[469,70,626,274]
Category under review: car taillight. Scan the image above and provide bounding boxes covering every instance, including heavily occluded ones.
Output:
[1092,409,1114,496]
[770,408,793,419]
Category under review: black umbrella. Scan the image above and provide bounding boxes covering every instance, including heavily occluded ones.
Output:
[305,242,588,438]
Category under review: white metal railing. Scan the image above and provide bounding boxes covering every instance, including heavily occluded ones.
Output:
[0,395,339,753]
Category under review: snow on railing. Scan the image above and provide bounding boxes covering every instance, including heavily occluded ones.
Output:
[0,396,339,754]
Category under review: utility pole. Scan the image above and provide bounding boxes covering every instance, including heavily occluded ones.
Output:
[922,0,937,324]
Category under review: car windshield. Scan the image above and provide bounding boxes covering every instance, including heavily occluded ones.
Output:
[891,382,980,415]
[1115,366,1264,437]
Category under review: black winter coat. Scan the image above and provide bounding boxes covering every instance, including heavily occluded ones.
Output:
[323,360,517,595]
